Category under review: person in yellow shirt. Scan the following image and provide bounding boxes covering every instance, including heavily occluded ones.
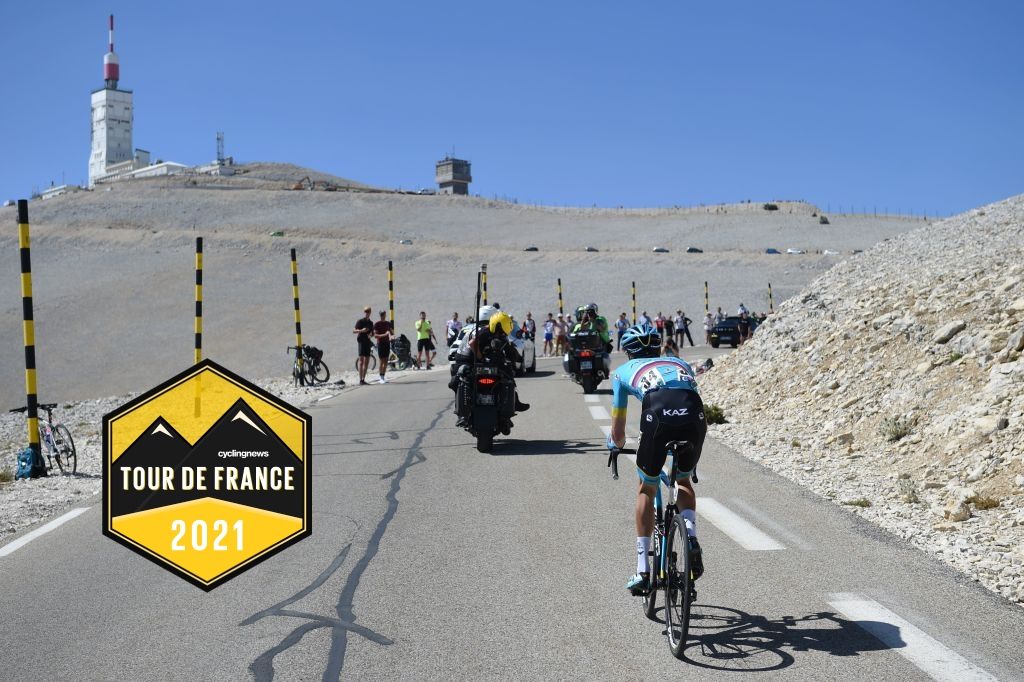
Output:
[414,311,438,369]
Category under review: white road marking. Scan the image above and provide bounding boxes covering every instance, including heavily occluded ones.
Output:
[584,395,600,403]
[729,497,813,550]
[697,498,785,550]
[599,424,612,438]
[317,394,335,402]
[0,507,90,558]
[827,593,998,682]
[588,406,611,421]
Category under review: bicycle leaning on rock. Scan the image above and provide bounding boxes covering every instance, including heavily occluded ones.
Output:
[9,402,77,475]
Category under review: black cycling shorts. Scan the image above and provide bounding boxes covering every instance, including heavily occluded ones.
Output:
[377,342,390,359]
[417,338,435,352]
[358,339,373,357]
[635,389,706,485]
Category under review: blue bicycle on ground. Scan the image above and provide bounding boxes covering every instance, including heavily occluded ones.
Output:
[609,440,698,659]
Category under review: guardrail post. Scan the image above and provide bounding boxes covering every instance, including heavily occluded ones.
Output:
[17,200,46,477]
[290,249,305,385]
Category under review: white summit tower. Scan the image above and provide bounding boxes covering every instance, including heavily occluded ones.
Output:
[89,15,134,186]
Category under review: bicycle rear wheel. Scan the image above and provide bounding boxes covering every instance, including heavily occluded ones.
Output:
[665,515,693,659]
[53,424,76,475]
[354,356,377,372]
[306,360,330,384]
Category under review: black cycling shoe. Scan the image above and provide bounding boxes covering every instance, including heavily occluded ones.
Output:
[499,420,512,435]
[515,400,530,412]
[455,416,470,428]
[688,536,704,581]
[626,572,651,596]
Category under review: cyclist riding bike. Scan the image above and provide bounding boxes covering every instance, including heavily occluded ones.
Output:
[607,322,706,596]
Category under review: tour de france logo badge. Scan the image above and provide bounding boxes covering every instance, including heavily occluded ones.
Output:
[102,359,312,590]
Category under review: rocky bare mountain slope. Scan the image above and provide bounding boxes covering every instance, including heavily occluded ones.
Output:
[701,194,1024,607]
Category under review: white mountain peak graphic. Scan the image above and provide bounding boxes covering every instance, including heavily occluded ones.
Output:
[231,410,266,435]
[151,423,174,438]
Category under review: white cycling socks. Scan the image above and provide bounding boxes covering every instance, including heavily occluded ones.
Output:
[682,509,697,538]
[636,536,650,574]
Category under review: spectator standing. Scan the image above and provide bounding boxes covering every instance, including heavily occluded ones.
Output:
[663,314,675,346]
[654,312,666,338]
[703,312,714,345]
[714,306,726,324]
[542,313,555,356]
[353,306,374,385]
[522,312,536,340]
[553,313,568,356]
[737,311,751,345]
[677,310,694,347]
[415,311,438,369]
[373,311,393,384]
[615,313,629,351]
[638,310,651,326]
[737,302,749,317]
[663,337,680,357]
[445,312,463,347]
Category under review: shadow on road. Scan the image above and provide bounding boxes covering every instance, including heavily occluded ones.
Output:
[487,438,604,456]
[522,370,557,378]
[678,604,903,672]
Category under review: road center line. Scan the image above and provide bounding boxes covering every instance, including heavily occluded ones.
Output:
[584,395,600,403]
[827,593,998,682]
[697,498,785,551]
[588,405,611,421]
[0,507,90,558]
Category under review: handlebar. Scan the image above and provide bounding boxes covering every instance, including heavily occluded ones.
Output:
[9,403,57,414]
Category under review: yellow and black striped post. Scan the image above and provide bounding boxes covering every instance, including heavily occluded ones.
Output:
[557,278,564,315]
[17,200,45,477]
[631,281,636,325]
[387,259,395,330]
[481,263,488,305]
[194,238,203,364]
[768,283,774,314]
[290,249,304,384]
[704,281,710,315]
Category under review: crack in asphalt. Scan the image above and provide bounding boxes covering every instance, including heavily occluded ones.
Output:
[241,399,451,681]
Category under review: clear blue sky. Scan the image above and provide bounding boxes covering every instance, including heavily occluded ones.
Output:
[5,1,1022,215]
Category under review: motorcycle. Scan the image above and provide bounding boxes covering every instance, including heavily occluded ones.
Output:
[562,329,611,394]
[456,358,515,453]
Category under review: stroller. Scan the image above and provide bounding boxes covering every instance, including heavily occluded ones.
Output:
[390,334,417,370]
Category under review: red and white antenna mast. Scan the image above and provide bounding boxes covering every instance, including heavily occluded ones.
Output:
[103,14,120,88]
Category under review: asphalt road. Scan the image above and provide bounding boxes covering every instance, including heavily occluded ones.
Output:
[1,348,1023,681]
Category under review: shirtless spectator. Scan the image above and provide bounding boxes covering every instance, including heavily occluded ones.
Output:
[553,313,569,356]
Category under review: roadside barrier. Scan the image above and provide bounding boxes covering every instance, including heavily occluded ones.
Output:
[194,237,203,364]
[16,200,46,477]
[290,249,303,373]
[557,278,564,315]
[388,259,395,330]
[631,281,637,325]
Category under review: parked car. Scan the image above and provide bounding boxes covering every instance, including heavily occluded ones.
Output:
[823,249,840,255]
[523,246,539,252]
[585,246,599,252]
[448,321,536,376]
[398,239,413,245]
[765,248,781,254]
[709,316,759,348]
[652,247,670,253]
[685,247,703,253]
[417,188,436,195]
[786,248,806,255]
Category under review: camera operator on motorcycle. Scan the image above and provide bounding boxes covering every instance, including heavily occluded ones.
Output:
[571,303,612,353]
[449,306,530,427]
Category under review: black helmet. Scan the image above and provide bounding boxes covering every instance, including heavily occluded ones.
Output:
[586,303,598,315]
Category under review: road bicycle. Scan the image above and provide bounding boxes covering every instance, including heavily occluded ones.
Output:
[354,344,418,372]
[609,440,699,659]
[9,403,77,474]
[287,345,330,386]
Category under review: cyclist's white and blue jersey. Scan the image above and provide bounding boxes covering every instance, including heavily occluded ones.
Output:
[610,356,698,420]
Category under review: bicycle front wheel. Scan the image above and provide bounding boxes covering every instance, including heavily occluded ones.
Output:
[354,356,377,372]
[665,515,693,659]
[53,424,76,475]
[306,360,330,384]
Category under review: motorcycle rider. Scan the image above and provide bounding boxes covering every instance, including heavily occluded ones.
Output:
[571,303,612,353]
[449,307,530,428]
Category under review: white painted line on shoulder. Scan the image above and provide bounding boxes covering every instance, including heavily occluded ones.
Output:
[584,395,600,403]
[827,593,998,682]
[0,507,90,558]
[317,394,335,402]
[698,498,785,551]
[588,406,611,421]
[729,497,813,550]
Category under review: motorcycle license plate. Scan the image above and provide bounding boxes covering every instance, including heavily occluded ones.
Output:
[477,394,496,405]
[580,361,593,369]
